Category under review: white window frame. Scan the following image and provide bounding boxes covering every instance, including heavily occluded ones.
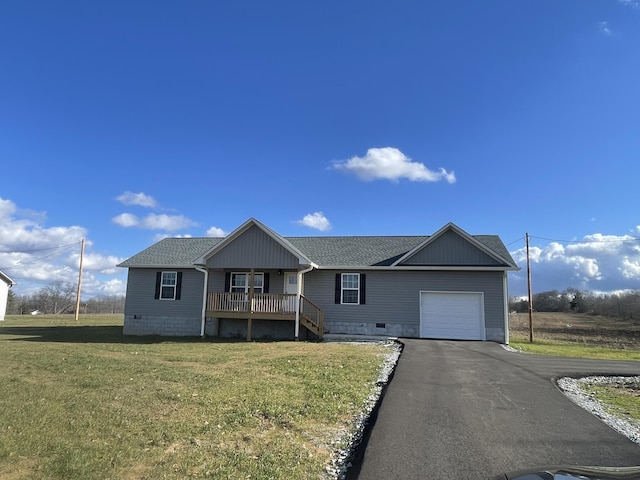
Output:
[341,273,360,305]
[160,271,177,300]
[230,272,264,293]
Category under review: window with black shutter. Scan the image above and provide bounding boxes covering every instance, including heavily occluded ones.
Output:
[155,271,182,300]
[335,273,366,305]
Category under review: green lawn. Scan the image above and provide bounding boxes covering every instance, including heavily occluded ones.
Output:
[0,315,389,480]
[509,337,640,362]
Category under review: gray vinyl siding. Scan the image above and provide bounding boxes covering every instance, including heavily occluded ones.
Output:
[123,268,205,335]
[124,268,204,316]
[206,225,300,269]
[207,269,287,294]
[401,230,503,266]
[303,269,505,341]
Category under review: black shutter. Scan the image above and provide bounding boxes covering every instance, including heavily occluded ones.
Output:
[175,272,183,300]
[335,273,341,304]
[264,273,270,293]
[359,273,366,305]
[224,272,231,292]
[154,272,161,299]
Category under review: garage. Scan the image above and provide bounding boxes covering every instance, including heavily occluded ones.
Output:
[420,291,485,340]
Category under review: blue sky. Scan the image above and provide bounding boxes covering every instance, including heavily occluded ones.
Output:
[1,0,639,299]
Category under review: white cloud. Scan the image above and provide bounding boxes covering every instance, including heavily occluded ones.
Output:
[206,226,227,237]
[152,233,193,243]
[0,198,86,252]
[88,277,126,296]
[332,147,456,183]
[598,21,612,36]
[0,197,125,297]
[509,231,640,295]
[67,252,125,275]
[619,0,640,9]
[116,191,158,208]
[141,214,197,231]
[112,213,139,227]
[112,213,197,231]
[296,212,331,232]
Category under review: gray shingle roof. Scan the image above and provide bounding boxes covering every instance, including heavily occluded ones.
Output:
[118,234,516,268]
[117,238,223,267]
[286,236,426,266]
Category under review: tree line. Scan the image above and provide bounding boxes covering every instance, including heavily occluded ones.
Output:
[6,281,125,315]
[510,288,640,320]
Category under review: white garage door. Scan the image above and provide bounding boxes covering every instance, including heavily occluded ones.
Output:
[420,292,485,340]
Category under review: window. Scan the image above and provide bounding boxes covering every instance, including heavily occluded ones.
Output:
[155,271,182,300]
[161,272,177,299]
[341,273,360,304]
[334,273,366,305]
[230,272,264,293]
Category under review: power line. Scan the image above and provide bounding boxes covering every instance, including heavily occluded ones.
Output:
[0,241,81,254]
[530,235,640,244]
[505,236,525,247]
[0,242,81,271]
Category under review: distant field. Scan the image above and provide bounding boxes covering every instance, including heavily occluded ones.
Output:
[0,315,388,480]
[510,311,640,350]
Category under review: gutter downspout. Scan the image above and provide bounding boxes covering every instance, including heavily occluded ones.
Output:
[503,271,510,345]
[195,266,209,338]
[295,265,315,340]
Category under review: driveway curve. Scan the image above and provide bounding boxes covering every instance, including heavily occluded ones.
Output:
[348,339,640,480]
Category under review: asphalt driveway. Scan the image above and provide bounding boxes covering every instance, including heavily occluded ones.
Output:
[348,339,640,480]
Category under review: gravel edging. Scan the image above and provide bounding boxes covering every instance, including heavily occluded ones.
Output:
[324,340,403,480]
[502,345,640,446]
[556,376,640,446]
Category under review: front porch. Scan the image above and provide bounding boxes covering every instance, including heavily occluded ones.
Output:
[206,292,324,340]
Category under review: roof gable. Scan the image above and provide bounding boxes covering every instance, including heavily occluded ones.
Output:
[195,218,313,268]
[394,223,517,268]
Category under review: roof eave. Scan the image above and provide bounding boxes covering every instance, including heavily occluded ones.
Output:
[117,264,199,269]
[0,271,16,285]
[315,265,519,271]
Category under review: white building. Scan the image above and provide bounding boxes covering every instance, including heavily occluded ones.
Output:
[0,271,16,321]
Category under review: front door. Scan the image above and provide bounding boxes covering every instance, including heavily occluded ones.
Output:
[284,272,298,312]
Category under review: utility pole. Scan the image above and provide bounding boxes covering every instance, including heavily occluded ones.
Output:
[526,233,533,342]
[74,239,85,321]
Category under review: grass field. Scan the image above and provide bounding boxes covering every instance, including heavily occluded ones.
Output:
[510,311,640,352]
[0,315,389,480]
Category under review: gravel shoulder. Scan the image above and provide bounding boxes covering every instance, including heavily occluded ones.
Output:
[556,376,640,446]
[503,343,640,447]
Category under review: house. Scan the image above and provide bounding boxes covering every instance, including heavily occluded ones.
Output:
[0,270,16,321]
[117,218,519,343]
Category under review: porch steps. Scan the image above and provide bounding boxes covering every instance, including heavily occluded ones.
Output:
[300,314,323,339]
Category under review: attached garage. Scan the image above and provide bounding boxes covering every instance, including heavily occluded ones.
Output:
[420,291,485,340]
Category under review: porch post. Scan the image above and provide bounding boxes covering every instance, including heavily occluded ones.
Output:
[195,266,209,338]
[247,269,254,341]
[295,265,314,340]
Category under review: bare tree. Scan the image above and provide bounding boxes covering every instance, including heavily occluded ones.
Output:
[512,288,640,320]
[35,281,77,314]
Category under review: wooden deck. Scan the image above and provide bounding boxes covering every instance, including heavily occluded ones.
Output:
[206,292,324,340]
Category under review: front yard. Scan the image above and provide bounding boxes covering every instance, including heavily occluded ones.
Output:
[0,315,390,480]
